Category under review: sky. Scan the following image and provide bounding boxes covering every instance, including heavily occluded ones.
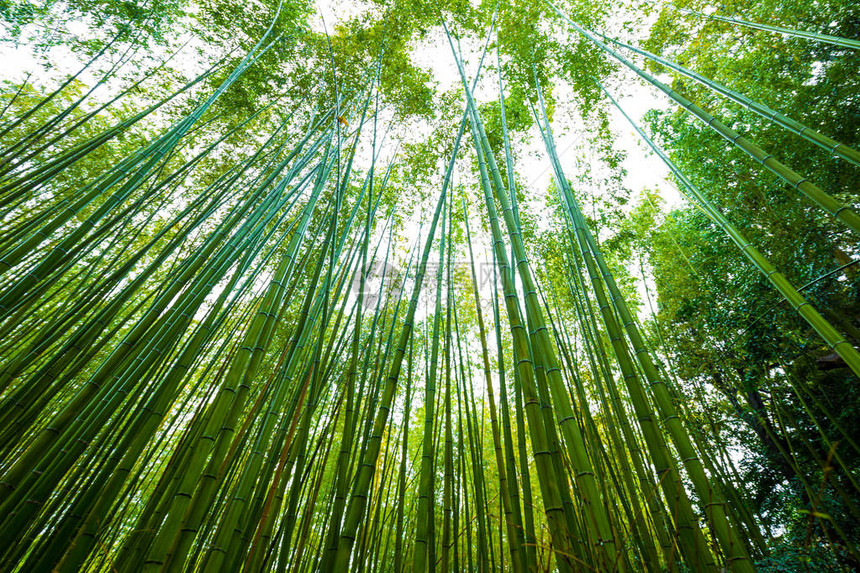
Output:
[0,0,759,458]
[1,0,684,214]
[0,0,689,324]
[307,0,681,199]
[308,0,687,325]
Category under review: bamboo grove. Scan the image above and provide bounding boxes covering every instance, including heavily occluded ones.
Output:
[0,0,858,571]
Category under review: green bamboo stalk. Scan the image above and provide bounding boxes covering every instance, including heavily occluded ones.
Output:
[597,33,860,167]
[547,1,860,236]
[463,193,524,573]
[467,111,578,572]
[454,301,492,573]
[534,90,755,572]
[447,24,623,568]
[598,80,860,379]
[683,8,860,50]
[530,88,717,571]
[491,261,535,573]
[441,197,454,572]
[393,333,414,573]
[138,148,334,572]
[328,100,468,571]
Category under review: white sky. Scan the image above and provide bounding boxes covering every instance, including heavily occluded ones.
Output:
[0,0,759,465]
[309,0,686,326]
[0,0,688,324]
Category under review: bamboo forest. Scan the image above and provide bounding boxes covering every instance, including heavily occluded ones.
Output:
[0,0,858,570]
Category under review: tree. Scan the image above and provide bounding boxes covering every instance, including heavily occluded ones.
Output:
[0,0,857,571]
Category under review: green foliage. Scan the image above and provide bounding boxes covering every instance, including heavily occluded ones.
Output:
[635,0,860,566]
[0,0,858,571]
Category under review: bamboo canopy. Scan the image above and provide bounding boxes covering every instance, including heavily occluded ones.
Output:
[0,0,858,571]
